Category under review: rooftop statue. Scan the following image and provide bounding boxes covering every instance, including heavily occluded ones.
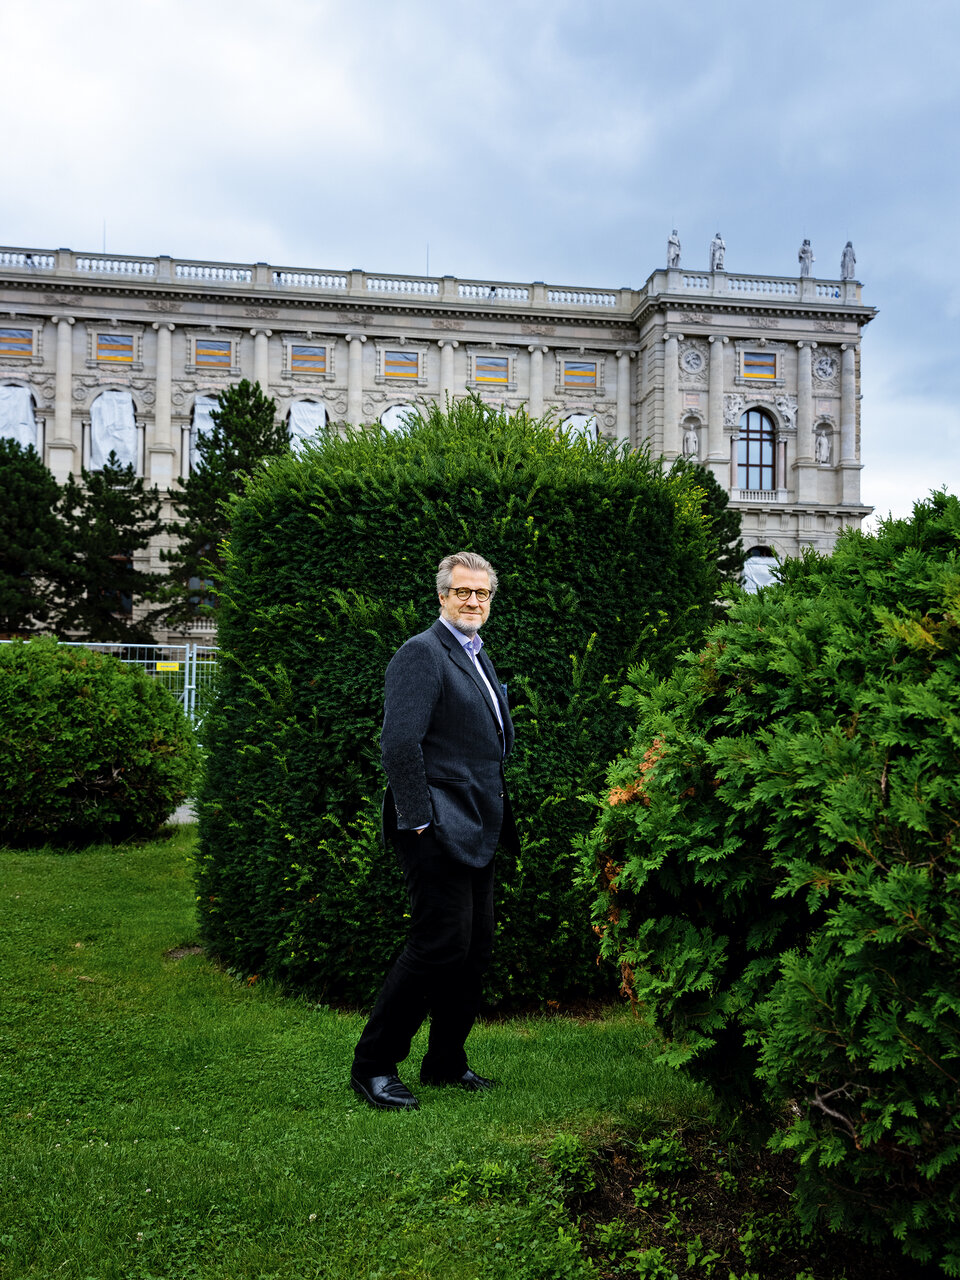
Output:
[667,229,681,268]
[709,232,725,271]
[799,239,814,277]
[841,241,856,280]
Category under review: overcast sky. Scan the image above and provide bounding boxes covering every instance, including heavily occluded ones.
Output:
[5,0,958,523]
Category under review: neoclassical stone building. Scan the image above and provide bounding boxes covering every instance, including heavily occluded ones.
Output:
[0,240,875,632]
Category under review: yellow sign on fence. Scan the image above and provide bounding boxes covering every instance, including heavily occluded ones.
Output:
[155,661,181,672]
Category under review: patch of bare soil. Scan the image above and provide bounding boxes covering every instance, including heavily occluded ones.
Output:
[572,1131,942,1279]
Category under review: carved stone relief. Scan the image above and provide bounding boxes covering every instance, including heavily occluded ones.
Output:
[244,307,278,319]
[723,393,746,426]
[147,300,182,312]
[814,320,843,333]
[775,395,798,430]
[679,339,708,387]
[749,316,779,327]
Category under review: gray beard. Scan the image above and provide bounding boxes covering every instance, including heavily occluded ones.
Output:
[451,618,481,636]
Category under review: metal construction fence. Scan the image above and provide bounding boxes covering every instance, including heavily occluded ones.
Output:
[1,640,219,728]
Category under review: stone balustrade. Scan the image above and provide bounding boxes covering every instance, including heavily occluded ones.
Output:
[365,276,440,295]
[76,256,157,276]
[0,244,863,311]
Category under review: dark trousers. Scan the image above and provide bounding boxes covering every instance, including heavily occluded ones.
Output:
[352,826,495,1079]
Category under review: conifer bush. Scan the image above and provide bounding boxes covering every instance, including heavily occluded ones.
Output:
[584,492,960,1273]
[196,400,720,1007]
[0,638,200,844]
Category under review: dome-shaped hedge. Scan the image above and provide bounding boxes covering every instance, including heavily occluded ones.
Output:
[0,638,200,844]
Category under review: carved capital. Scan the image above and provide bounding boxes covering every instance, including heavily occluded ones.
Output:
[345,333,367,344]
[53,315,75,326]
[151,321,175,333]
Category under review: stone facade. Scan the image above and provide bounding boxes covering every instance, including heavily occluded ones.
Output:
[0,244,876,637]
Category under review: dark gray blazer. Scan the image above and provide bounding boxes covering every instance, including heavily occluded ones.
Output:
[381,619,517,868]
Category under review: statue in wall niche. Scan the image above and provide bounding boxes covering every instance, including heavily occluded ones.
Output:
[799,239,814,277]
[816,430,831,464]
[709,232,726,271]
[841,241,856,280]
[682,424,700,458]
[667,229,681,268]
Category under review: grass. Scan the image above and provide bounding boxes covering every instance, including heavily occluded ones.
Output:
[0,827,708,1280]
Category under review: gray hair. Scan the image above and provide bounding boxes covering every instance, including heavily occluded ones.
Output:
[436,551,498,597]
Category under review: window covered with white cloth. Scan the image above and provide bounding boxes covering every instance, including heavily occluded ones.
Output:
[288,400,326,454]
[560,413,598,444]
[380,404,417,434]
[0,384,38,449]
[742,555,778,593]
[90,390,138,470]
[190,395,219,469]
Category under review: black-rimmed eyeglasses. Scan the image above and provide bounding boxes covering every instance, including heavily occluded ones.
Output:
[446,587,491,602]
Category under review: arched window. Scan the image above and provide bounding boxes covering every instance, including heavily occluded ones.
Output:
[189,394,219,471]
[0,383,38,450]
[288,399,327,454]
[380,404,418,434]
[560,413,598,444]
[738,408,775,491]
[742,545,778,593]
[90,390,138,471]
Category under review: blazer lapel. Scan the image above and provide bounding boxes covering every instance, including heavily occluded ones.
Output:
[433,620,503,730]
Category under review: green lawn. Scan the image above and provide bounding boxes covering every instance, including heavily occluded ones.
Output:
[0,828,707,1280]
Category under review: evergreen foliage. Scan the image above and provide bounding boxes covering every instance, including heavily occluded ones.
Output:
[582,491,960,1274]
[160,380,289,626]
[196,398,720,1008]
[56,451,164,642]
[0,637,200,844]
[670,457,745,591]
[0,440,68,634]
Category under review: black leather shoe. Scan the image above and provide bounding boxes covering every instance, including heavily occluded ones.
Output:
[350,1073,420,1111]
[420,1067,498,1091]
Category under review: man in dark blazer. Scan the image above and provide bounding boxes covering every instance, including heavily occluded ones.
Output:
[350,550,518,1111]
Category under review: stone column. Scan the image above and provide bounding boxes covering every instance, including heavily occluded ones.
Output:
[438,339,458,401]
[346,334,366,426]
[840,344,857,462]
[615,350,633,443]
[252,328,272,391]
[528,344,547,418]
[49,315,76,481]
[707,335,727,477]
[839,343,861,504]
[794,340,817,503]
[149,322,176,487]
[662,333,680,458]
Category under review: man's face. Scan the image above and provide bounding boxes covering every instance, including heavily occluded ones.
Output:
[439,566,492,635]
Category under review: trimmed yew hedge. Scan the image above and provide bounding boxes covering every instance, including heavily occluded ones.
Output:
[584,491,960,1274]
[196,399,721,1007]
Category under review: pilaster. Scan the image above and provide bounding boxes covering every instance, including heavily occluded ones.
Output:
[662,332,680,459]
[149,322,176,486]
[49,315,76,481]
[707,334,727,478]
[615,349,633,444]
[527,345,547,419]
[346,333,366,426]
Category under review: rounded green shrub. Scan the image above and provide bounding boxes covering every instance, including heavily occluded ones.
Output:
[0,637,200,844]
[196,399,721,1008]
[583,491,960,1273]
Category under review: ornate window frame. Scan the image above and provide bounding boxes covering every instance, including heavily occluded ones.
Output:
[376,342,428,387]
[282,335,337,382]
[185,330,240,377]
[0,319,43,366]
[555,351,606,396]
[466,346,516,392]
[86,324,144,370]
[735,341,785,389]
